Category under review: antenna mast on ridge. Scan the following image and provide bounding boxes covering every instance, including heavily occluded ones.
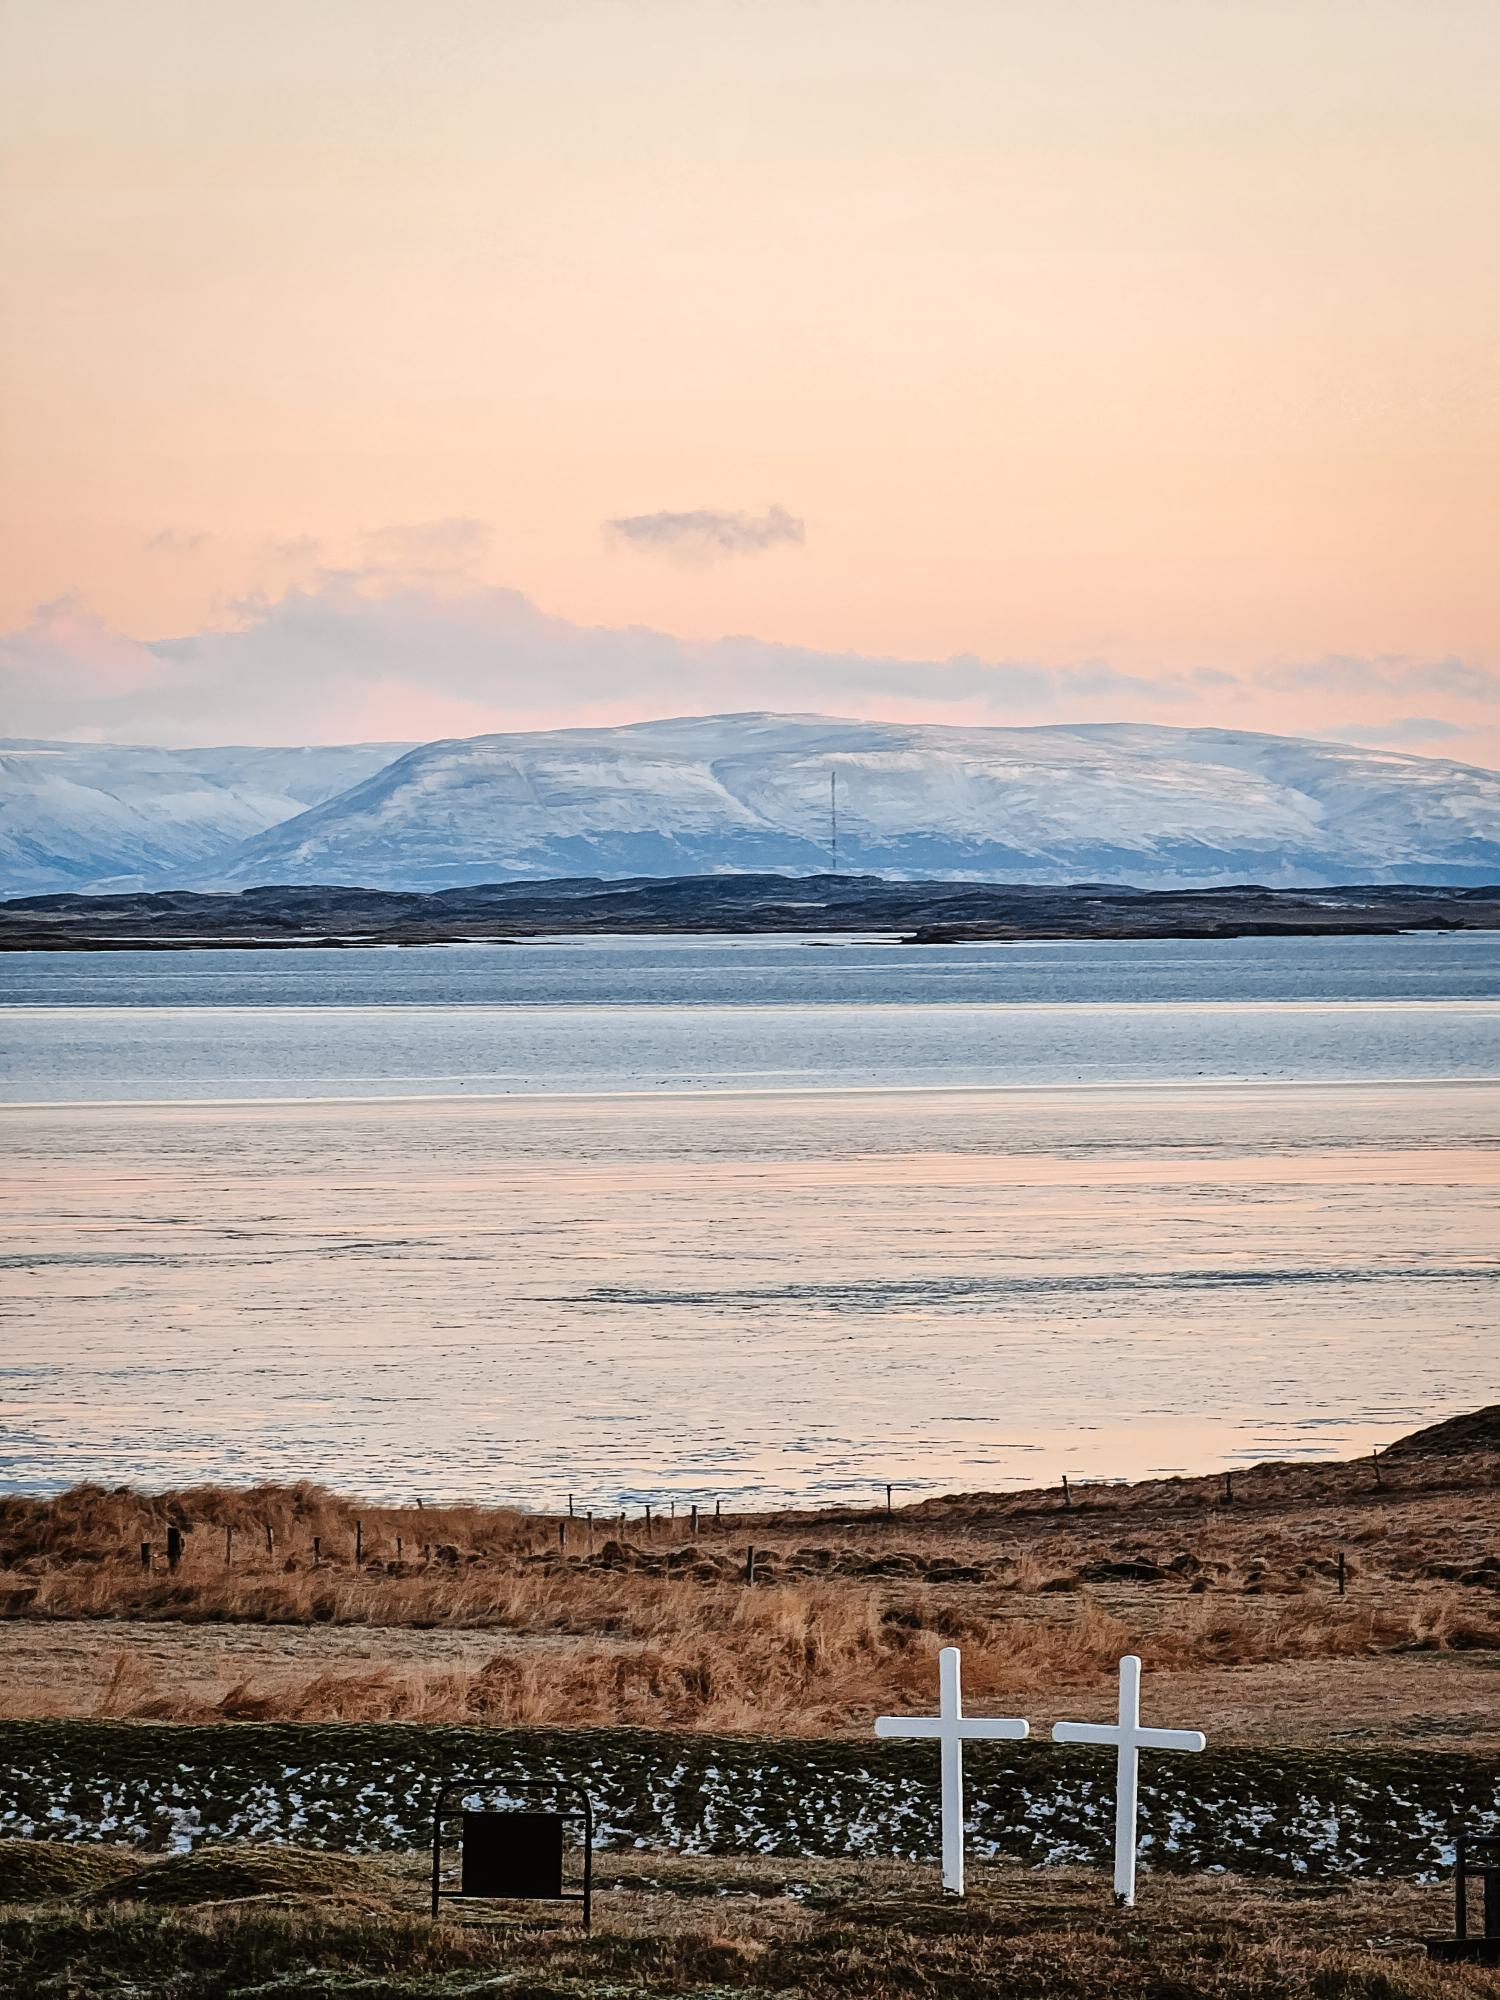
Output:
[829,767,839,875]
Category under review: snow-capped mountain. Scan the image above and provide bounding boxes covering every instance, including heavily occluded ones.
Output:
[166,713,1500,893]
[0,739,412,897]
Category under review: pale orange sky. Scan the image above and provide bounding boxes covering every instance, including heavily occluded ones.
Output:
[1,0,1497,756]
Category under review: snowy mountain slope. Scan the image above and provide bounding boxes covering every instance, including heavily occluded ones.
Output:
[0,739,412,896]
[186,713,1500,891]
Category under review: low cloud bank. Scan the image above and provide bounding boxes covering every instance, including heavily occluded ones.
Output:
[1,533,1496,762]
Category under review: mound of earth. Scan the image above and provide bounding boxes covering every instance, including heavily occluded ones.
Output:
[0,1838,140,1902]
[83,1843,379,1906]
[1385,1405,1500,1457]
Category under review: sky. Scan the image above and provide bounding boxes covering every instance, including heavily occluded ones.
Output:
[2,0,1497,760]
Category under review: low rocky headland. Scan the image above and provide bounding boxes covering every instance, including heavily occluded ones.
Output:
[4,874,1499,949]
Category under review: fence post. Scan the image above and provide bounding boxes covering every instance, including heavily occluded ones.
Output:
[312,1535,321,1565]
[140,1541,151,1572]
[885,1484,893,1517]
[224,1526,233,1567]
[744,1545,757,1585]
[166,1526,183,1572]
[1062,1474,1072,1512]
[1372,1448,1384,1490]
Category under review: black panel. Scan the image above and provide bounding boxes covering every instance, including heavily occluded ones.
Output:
[459,1809,566,1899]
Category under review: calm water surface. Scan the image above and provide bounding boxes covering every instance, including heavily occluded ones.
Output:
[1,934,1496,1502]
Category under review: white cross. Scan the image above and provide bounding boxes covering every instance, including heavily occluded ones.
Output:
[1051,1654,1206,1906]
[873,1644,1029,1897]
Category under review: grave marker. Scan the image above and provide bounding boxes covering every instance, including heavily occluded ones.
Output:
[431,1778,593,1931]
[874,1645,1029,1896]
[1051,1654,1205,1906]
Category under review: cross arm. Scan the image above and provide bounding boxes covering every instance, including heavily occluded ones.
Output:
[1050,1722,1118,1745]
[874,1717,944,1739]
[1136,1728,1206,1752]
[959,1718,1029,1741]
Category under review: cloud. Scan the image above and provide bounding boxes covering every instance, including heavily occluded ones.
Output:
[2,552,1496,768]
[0,570,1183,745]
[1317,716,1471,748]
[144,528,210,556]
[1260,654,1500,704]
[262,534,323,567]
[607,503,805,561]
[355,518,492,576]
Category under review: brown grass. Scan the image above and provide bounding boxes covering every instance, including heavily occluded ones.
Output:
[3,1438,1497,1734]
[46,1579,1497,1732]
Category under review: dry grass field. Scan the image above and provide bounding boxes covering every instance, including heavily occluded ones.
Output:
[2,1409,1497,1746]
[2,1840,1498,2000]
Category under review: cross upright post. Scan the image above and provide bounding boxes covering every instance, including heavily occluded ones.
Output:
[1052,1654,1205,1907]
[874,1645,1028,1897]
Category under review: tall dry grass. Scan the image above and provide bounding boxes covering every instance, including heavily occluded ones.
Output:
[5,1577,1493,1732]
[4,1474,1497,1731]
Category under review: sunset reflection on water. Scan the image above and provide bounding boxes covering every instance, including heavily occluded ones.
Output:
[3,1079,1495,1506]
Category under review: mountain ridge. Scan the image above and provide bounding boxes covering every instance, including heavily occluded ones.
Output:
[4,713,1499,897]
[183,712,1500,892]
[0,738,413,897]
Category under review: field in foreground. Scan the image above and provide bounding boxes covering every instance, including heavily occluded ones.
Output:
[2,1840,1498,2000]
[2,1409,1498,1747]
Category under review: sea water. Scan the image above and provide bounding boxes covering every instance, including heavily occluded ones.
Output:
[1,933,1496,1503]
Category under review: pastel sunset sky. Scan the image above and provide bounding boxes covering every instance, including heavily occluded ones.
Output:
[2,0,1497,758]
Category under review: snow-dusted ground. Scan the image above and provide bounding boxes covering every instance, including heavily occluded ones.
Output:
[0,739,410,897]
[3,1724,1496,1881]
[6,714,1500,896]
[197,714,1500,891]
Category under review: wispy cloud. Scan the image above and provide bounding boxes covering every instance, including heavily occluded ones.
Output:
[1317,716,1470,748]
[262,534,323,567]
[355,517,493,576]
[144,528,210,556]
[1262,654,1500,704]
[607,504,805,561]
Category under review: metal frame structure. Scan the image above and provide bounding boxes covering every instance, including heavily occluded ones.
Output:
[1455,1834,1500,1949]
[1428,1832,1500,1962]
[430,1778,594,1931]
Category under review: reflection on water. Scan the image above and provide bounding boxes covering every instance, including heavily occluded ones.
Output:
[3,1082,1496,1504]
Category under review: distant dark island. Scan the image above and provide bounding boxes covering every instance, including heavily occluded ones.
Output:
[2,874,1499,950]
